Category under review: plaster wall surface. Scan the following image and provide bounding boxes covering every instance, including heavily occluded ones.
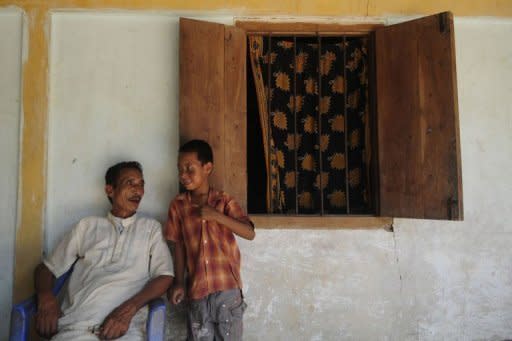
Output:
[0,8,23,339]
[43,13,512,340]
[46,12,232,252]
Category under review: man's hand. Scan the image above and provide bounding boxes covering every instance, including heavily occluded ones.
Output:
[36,291,62,338]
[99,301,137,340]
[168,283,185,305]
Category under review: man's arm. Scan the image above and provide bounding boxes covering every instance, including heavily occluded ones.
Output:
[200,205,256,240]
[168,241,186,305]
[34,263,62,339]
[99,274,173,340]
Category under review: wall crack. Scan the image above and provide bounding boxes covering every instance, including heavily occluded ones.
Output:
[391,226,403,294]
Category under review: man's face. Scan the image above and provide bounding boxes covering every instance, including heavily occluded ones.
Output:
[178,152,212,192]
[106,168,145,218]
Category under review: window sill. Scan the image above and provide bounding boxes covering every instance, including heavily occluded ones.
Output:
[249,215,393,230]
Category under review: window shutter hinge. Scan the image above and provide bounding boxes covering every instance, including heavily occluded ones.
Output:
[438,12,450,34]
[448,197,458,220]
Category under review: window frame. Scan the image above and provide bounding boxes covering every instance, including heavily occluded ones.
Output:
[179,13,462,229]
[239,21,387,228]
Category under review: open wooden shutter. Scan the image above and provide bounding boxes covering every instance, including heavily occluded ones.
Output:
[180,18,247,209]
[375,12,463,220]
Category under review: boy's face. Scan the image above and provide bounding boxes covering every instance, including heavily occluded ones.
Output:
[105,168,145,218]
[178,151,212,192]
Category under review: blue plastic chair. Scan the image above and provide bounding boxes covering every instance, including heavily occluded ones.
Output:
[9,265,166,341]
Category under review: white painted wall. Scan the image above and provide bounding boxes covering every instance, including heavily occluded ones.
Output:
[47,12,231,252]
[47,12,182,251]
[0,8,23,339]
[44,13,512,340]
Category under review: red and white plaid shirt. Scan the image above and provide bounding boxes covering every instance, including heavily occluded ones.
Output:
[165,189,253,300]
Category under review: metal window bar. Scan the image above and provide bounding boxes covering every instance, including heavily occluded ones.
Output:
[317,34,324,215]
[343,36,350,215]
[267,35,273,214]
[293,36,299,214]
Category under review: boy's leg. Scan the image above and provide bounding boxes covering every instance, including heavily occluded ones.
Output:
[213,289,247,341]
[187,297,215,341]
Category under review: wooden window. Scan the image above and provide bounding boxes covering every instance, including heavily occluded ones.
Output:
[179,12,463,228]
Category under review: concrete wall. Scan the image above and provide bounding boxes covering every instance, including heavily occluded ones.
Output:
[43,12,512,340]
[0,8,23,340]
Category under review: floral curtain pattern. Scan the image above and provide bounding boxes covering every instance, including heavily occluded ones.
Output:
[345,37,370,213]
[249,34,370,214]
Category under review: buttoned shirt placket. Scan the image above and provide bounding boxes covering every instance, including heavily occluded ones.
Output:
[108,216,130,266]
[202,218,211,293]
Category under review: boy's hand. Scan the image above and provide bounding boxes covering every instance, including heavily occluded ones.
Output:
[199,205,221,222]
[169,283,185,305]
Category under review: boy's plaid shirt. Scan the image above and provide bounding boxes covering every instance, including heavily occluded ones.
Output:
[165,189,253,300]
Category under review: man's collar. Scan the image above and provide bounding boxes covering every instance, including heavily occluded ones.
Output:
[107,211,137,228]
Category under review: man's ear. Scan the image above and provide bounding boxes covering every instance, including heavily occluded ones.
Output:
[105,184,114,199]
[204,162,213,175]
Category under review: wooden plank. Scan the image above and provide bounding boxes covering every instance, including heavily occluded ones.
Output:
[375,12,462,220]
[375,15,422,218]
[250,215,393,229]
[419,13,463,220]
[235,21,383,34]
[368,32,380,215]
[224,25,248,210]
[180,18,225,190]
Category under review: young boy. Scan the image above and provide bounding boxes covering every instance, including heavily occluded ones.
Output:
[165,139,255,341]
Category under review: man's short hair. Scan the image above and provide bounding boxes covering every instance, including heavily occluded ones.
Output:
[179,139,213,165]
[105,161,143,187]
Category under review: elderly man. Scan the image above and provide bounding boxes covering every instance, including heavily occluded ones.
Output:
[34,161,173,340]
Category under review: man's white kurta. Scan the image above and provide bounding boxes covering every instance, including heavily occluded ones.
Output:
[44,213,173,339]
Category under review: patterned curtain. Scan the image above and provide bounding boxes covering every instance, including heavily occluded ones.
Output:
[249,35,370,214]
[346,37,371,213]
[248,36,279,212]
[320,37,347,214]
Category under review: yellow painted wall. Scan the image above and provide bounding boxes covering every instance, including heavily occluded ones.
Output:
[3,0,512,300]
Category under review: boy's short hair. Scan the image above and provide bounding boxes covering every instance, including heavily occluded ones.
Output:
[105,161,143,187]
[179,139,213,165]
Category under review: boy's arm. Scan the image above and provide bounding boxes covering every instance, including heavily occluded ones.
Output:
[168,241,186,304]
[170,241,186,286]
[34,263,62,338]
[99,274,173,339]
[200,206,255,240]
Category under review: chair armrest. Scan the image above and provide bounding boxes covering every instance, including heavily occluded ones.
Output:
[9,296,36,341]
[9,264,75,341]
[146,298,166,341]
